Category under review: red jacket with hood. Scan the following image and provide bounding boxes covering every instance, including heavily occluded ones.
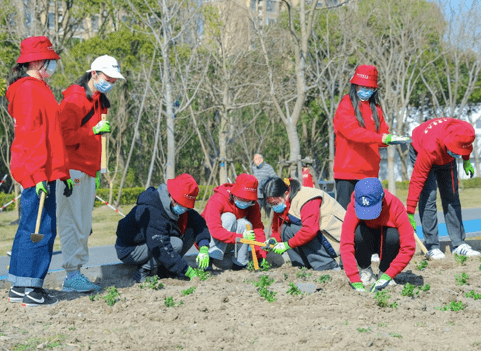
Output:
[333,95,389,180]
[340,190,415,283]
[58,85,108,177]
[7,77,69,188]
[202,183,266,259]
[407,118,471,214]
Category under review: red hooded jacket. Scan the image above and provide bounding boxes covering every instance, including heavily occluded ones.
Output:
[333,95,389,180]
[7,77,69,188]
[202,183,266,259]
[58,85,108,177]
[407,118,471,214]
[340,190,415,283]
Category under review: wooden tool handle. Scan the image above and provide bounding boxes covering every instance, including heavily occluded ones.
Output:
[414,232,428,255]
[101,114,107,174]
[34,191,46,234]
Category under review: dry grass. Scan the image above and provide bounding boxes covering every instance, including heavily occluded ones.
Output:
[0,187,480,257]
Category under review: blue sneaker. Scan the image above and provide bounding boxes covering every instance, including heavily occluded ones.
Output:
[62,273,101,293]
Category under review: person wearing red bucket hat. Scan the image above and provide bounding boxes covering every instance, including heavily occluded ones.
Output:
[333,64,411,210]
[6,36,73,307]
[202,174,267,270]
[55,55,125,294]
[407,118,478,260]
[115,174,211,282]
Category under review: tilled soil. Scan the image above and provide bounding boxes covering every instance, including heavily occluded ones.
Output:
[2,254,481,351]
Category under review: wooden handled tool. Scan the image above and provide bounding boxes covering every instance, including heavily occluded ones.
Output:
[245,224,259,270]
[101,113,108,174]
[31,191,46,243]
[414,231,428,255]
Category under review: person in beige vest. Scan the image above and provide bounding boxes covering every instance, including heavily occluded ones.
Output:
[261,177,344,271]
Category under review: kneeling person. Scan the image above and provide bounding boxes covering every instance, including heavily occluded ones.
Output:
[115,174,210,282]
[340,178,415,293]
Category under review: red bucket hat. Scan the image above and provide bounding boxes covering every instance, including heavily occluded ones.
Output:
[231,174,258,201]
[444,120,475,156]
[17,36,60,64]
[166,174,199,209]
[350,65,378,88]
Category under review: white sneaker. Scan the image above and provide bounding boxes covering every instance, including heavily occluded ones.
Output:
[452,244,481,257]
[371,254,380,262]
[359,266,376,285]
[425,248,446,260]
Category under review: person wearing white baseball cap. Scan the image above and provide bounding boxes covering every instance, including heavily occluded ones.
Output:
[55,55,125,293]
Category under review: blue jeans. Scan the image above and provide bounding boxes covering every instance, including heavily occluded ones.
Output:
[8,183,57,288]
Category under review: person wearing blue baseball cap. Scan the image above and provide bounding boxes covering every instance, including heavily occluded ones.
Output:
[340,178,415,293]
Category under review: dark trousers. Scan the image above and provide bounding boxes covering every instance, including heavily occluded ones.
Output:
[409,145,465,250]
[335,179,358,210]
[8,183,57,288]
[355,222,400,272]
[281,222,339,271]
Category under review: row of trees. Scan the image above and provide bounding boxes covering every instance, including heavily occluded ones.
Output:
[0,0,481,205]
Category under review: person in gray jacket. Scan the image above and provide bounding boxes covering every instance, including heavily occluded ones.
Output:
[252,154,277,216]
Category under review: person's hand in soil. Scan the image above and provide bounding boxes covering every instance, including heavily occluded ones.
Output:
[351,282,367,292]
[370,273,391,293]
[185,266,199,281]
[196,246,209,270]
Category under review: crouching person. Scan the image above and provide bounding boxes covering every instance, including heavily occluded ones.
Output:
[202,174,267,270]
[340,178,415,293]
[262,178,341,271]
[115,174,211,282]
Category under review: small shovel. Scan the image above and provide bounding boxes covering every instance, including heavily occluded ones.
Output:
[31,191,46,243]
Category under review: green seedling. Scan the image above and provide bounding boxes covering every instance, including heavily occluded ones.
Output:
[164,296,183,307]
[296,267,312,280]
[378,322,388,327]
[259,287,277,302]
[250,275,276,302]
[102,287,121,306]
[454,253,468,265]
[438,301,465,311]
[374,291,398,309]
[390,332,402,338]
[260,260,272,272]
[193,268,211,281]
[140,276,164,290]
[357,327,372,333]
[247,261,255,272]
[286,282,302,295]
[465,290,481,300]
[415,260,428,270]
[317,274,332,284]
[284,273,289,280]
[89,293,98,302]
[455,272,469,286]
[419,284,431,292]
[254,275,274,288]
[181,287,196,296]
[401,283,430,297]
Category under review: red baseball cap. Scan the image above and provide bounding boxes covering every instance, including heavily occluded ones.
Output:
[350,65,378,88]
[231,174,258,201]
[166,174,199,209]
[444,120,475,156]
[17,36,60,64]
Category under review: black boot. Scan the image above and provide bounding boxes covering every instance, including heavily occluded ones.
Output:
[132,267,153,283]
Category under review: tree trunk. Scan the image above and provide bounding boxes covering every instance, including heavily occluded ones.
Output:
[328,126,335,180]
[387,145,396,194]
[473,137,480,178]
[218,110,228,184]
[286,122,301,179]
[145,102,163,188]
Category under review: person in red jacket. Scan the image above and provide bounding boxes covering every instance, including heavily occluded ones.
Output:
[407,118,478,260]
[262,177,341,271]
[340,178,415,293]
[6,36,73,307]
[333,65,410,209]
[202,174,266,269]
[56,55,125,293]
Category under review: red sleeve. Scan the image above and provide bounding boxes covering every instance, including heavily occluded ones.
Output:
[334,98,384,145]
[58,95,95,146]
[339,202,362,283]
[406,151,434,213]
[287,198,322,248]
[203,196,237,244]
[384,203,416,279]
[247,203,267,259]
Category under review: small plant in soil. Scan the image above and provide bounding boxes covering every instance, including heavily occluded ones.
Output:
[454,253,468,265]
[193,268,211,281]
[401,283,430,297]
[414,260,428,270]
[251,275,276,302]
[317,275,332,284]
[258,287,277,302]
[254,275,274,288]
[140,276,164,290]
[89,294,98,302]
[247,261,255,272]
[181,287,196,296]
[357,327,372,333]
[296,267,312,280]
[438,301,466,312]
[389,332,402,338]
[102,287,121,306]
[378,322,388,327]
[259,260,272,272]
[164,296,183,307]
[374,291,398,309]
[465,290,481,300]
[455,272,469,286]
[283,273,289,280]
[286,282,302,295]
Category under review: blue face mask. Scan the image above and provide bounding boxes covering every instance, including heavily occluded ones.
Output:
[447,150,462,159]
[272,202,286,213]
[172,204,187,215]
[94,77,114,93]
[357,87,375,101]
[235,200,253,209]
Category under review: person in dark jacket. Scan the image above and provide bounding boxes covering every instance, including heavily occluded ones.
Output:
[115,174,211,282]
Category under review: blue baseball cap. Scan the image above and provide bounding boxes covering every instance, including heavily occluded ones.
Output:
[354,178,384,220]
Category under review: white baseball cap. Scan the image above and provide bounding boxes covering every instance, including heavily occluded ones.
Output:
[87,55,125,79]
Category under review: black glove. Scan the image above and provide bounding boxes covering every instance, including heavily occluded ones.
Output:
[63,179,74,198]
